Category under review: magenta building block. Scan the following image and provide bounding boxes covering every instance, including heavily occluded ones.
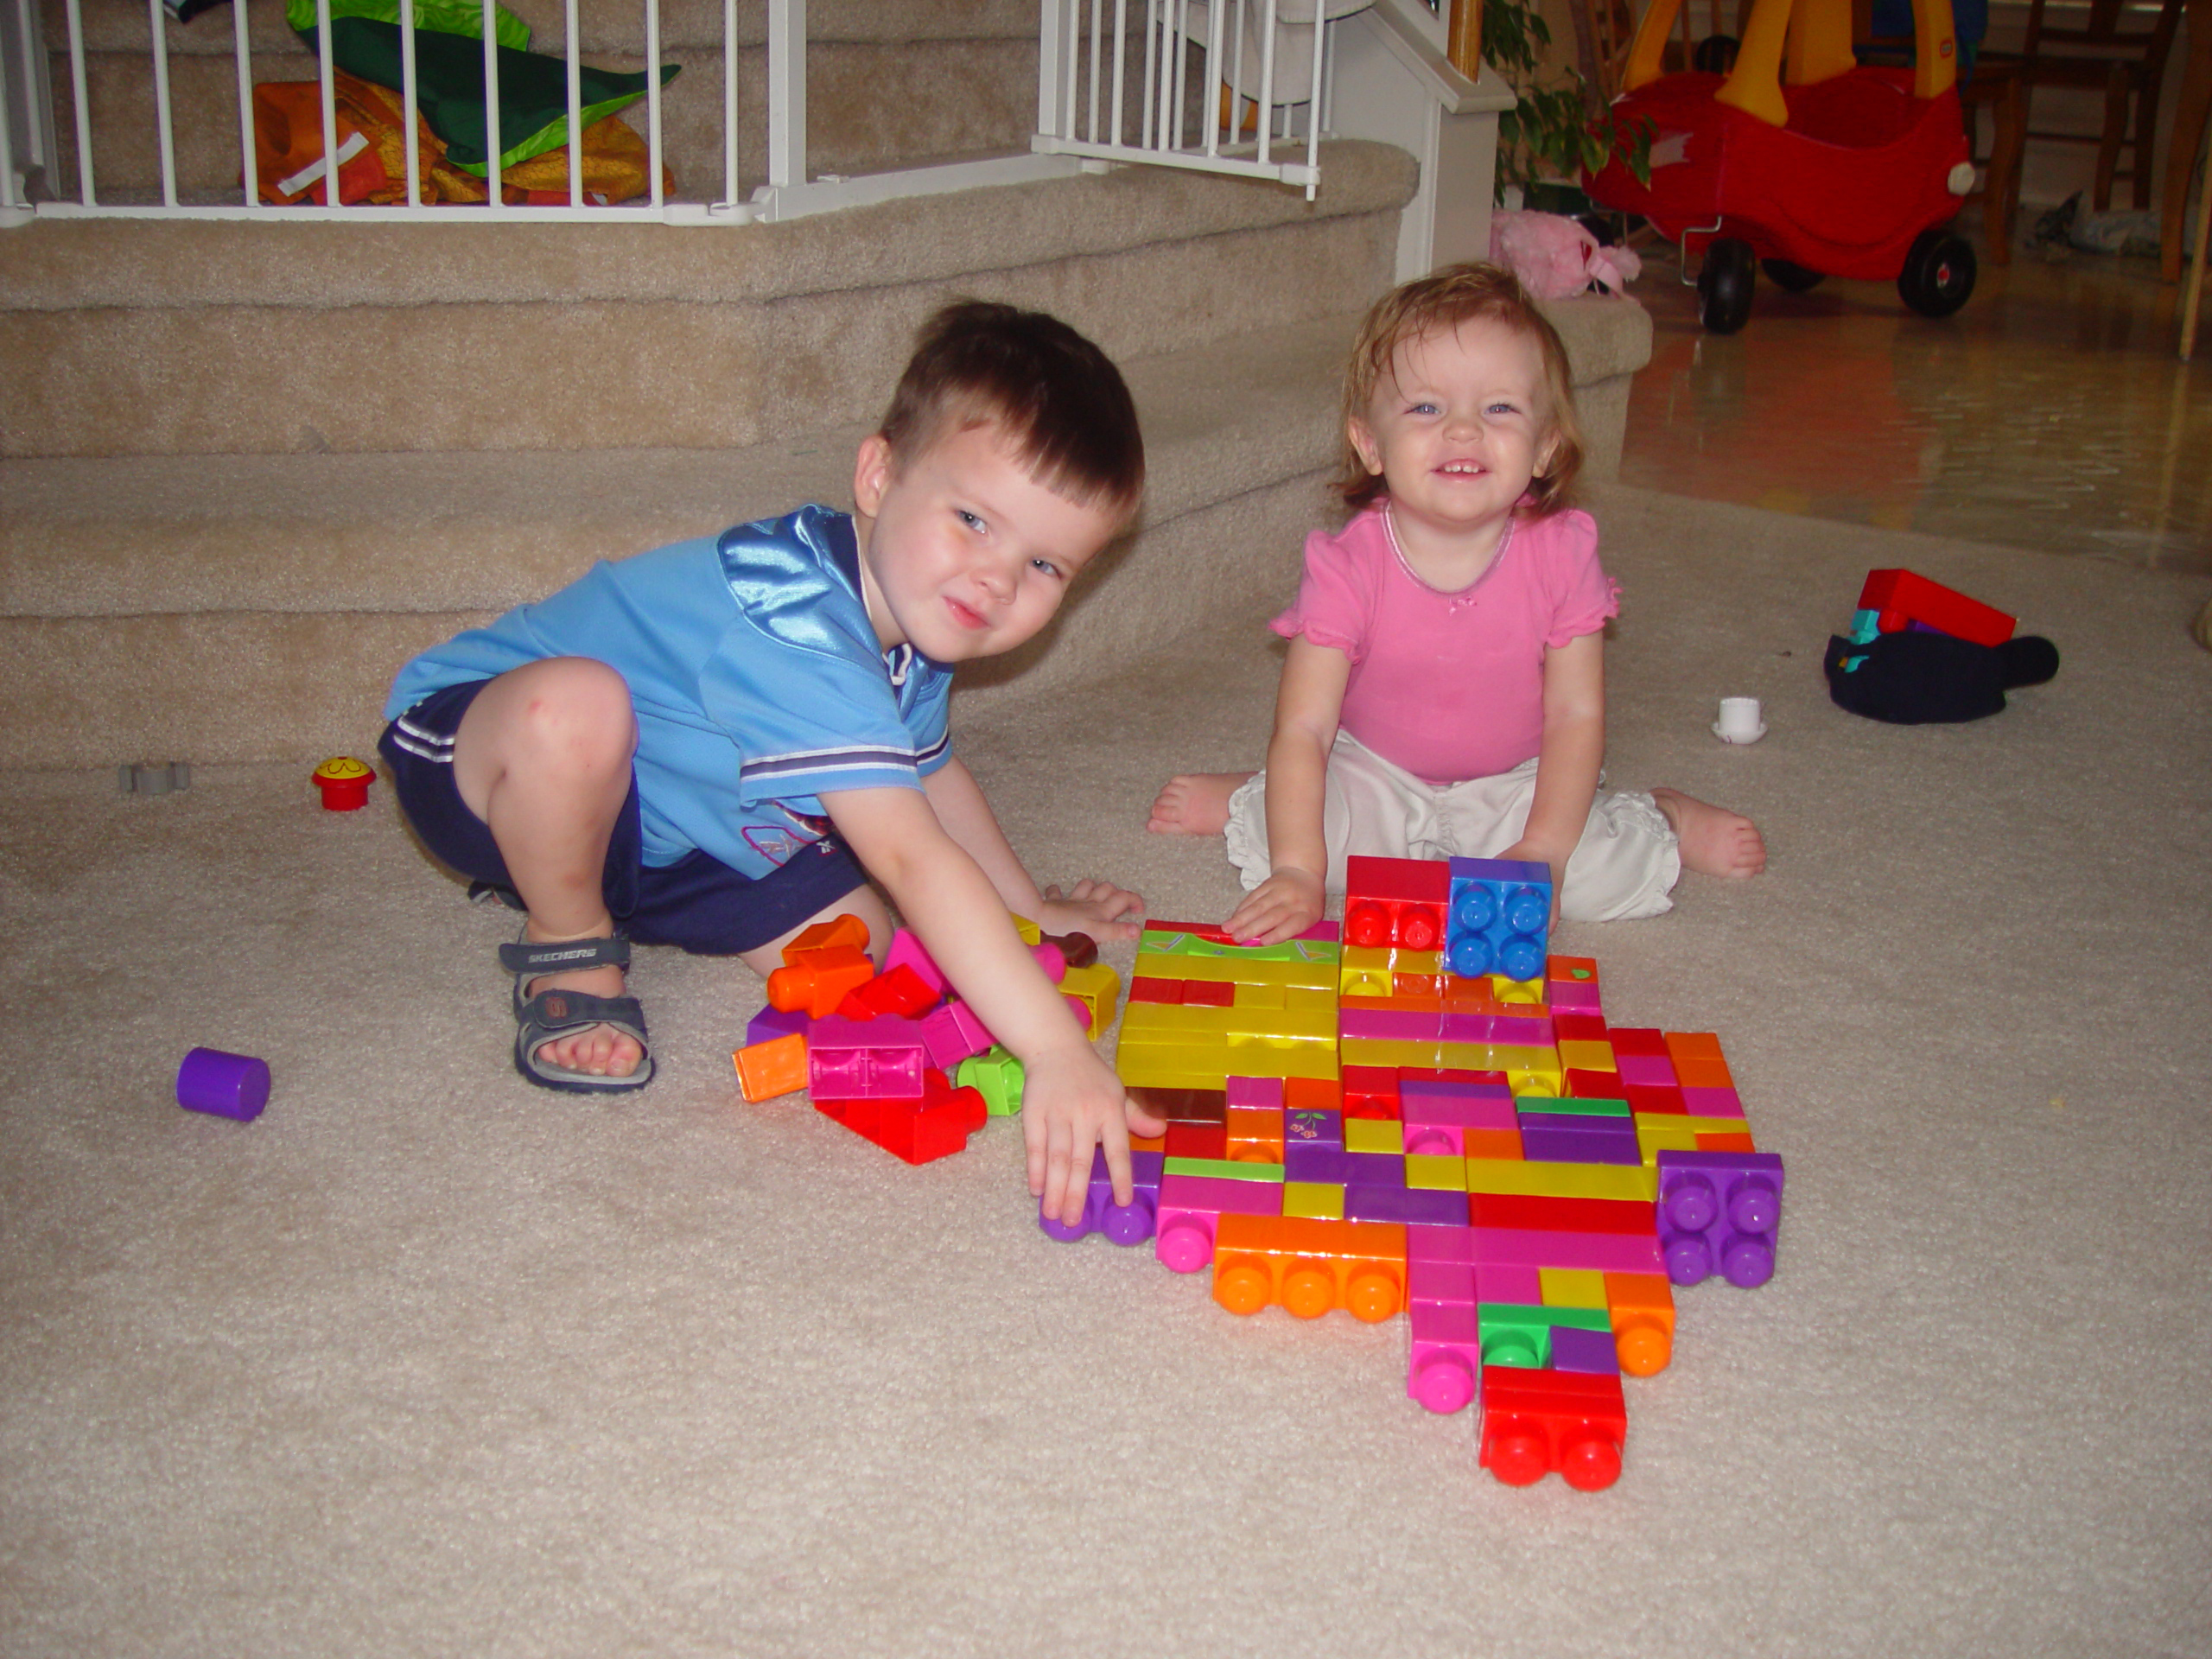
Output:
[746,1004,809,1047]
[1440,1012,1554,1047]
[1681,1084,1746,1119]
[1031,940,1068,983]
[1402,1081,1517,1131]
[1286,1109,1342,1147]
[1471,1228,1665,1274]
[1345,1185,1465,1226]
[1473,1263,1544,1304]
[1339,1007,1446,1042]
[883,929,948,997]
[1407,1300,1484,1414]
[1549,1325,1623,1376]
[807,1015,925,1098]
[1158,1172,1286,1217]
[1405,1223,1478,1264]
[1402,1121,1462,1156]
[1548,982,1603,1012]
[1409,1258,1479,1306]
[1656,1148,1784,1288]
[1226,1077,1286,1108]
[1521,1127,1642,1166]
[919,1001,993,1071]
[175,1047,270,1122]
[1615,1053,1680,1088]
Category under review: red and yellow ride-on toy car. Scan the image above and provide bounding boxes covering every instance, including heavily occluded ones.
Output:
[1582,0,1979,333]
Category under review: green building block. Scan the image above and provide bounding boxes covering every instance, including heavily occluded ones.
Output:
[1163,1156,1287,1185]
[957,1046,1025,1116]
[1515,1095,1632,1117]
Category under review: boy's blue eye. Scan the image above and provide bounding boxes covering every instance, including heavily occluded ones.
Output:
[957,510,984,531]
[1030,557,1063,578]
[1410,402,1440,416]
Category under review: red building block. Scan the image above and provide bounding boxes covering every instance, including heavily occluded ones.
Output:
[1343,855,1450,950]
[1467,1193,1659,1236]
[836,963,940,1020]
[1478,1366,1629,1491]
[1859,568,2016,647]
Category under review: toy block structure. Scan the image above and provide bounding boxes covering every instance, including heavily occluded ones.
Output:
[1038,861,1788,1493]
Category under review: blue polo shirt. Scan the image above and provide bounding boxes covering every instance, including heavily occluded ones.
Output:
[384,505,952,877]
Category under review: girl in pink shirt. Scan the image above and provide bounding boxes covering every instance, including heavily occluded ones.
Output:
[1149,264,1764,944]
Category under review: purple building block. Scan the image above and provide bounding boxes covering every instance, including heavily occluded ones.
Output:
[1520,1126,1643,1165]
[1407,1300,1484,1414]
[1039,1147,1165,1247]
[1656,1148,1784,1288]
[175,1046,270,1122]
[1283,1144,1356,1185]
[1286,1109,1342,1147]
[1549,1324,1624,1375]
[1344,1185,1467,1226]
[746,1003,810,1048]
[1341,1151,1407,1187]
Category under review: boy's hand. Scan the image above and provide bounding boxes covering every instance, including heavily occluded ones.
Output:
[1024,1039,1168,1224]
[1226,866,1324,946]
[1037,877,1146,943]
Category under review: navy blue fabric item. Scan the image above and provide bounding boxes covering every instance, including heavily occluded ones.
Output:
[378,677,868,955]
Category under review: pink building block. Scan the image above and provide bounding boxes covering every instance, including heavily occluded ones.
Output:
[1470,1228,1666,1274]
[1440,1012,1555,1047]
[805,1014,926,1099]
[1409,1258,1479,1306]
[1225,1076,1286,1108]
[1475,1263,1544,1303]
[884,930,948,998]
[1339,1007,1446,1042]
[1681,1085,1746,1118]
[1154,1173,1285,1273]
[1033,940,1068,982]
[1407,1300,1484,1414]
[1615,1053,1679,1087]
[919,1001,995,1070]
[1402,1079,1518,1133]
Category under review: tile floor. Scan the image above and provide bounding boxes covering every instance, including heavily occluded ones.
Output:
[1616,238,2212,575]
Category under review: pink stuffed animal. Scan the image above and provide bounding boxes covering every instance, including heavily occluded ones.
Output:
[1490,210,1642,299]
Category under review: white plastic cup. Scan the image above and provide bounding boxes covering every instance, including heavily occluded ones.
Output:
[1717,697,1764,741]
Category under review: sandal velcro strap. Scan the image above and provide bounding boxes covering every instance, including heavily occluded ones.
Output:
[499,935,632,976]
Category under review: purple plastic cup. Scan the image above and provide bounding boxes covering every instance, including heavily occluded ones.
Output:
[176,1047,270,1122]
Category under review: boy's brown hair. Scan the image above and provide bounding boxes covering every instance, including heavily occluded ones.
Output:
[879,300,1146,525]
[1337,262,1584,518]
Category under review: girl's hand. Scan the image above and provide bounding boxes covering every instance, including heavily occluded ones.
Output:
[1022,1040,1166,1225]
[1226,866,1325,946]
[1038,878,1146,943]
[1498,839,1567,931]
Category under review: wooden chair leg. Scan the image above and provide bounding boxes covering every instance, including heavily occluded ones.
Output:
[2133,73,2165,212]
[1983,73,2025,265]
[2095,65,2128,212]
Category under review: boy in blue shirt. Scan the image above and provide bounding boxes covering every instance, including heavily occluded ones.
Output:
[378,301,1162,1223]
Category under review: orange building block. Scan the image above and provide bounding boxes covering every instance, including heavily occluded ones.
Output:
[1603,1271,1676,1376]
[786,913,870,958]
[766,945,876,1018]
[1225,1104,1286,1162]
[733,1032,808,1102]
[1211,1214,1407,1322]
[1282,1077,1343,1112]
[1463,1128,1525,1160]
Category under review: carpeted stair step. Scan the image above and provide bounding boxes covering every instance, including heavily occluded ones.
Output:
[0,140,1415,458]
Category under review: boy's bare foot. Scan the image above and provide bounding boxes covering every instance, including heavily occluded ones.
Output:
[523,933,645,1077]
[1651,788,1766,880]
[1146,772,1252,836]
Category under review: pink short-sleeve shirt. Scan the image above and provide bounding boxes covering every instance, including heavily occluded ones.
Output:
[1269,505,1618,786]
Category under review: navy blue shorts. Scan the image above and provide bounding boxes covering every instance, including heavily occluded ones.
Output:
[378,677,870,956]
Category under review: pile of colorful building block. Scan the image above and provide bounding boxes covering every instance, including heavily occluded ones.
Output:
[730,913,1122,1165]
[1039,853,1787,1492]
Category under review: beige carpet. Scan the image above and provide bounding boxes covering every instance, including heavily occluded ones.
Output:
[3,488,2208,1657]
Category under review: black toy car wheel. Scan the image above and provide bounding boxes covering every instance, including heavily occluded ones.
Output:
[1697,237,1757,334]
[1897,230,1976,318]
[1761,257,1825,292]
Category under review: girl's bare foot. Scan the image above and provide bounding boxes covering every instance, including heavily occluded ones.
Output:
[1651,787,1766,880]
[1146,772,1252,836]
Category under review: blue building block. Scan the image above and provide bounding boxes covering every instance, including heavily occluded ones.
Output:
[1446,856,1552,982]
[1655,1148,1784,1288]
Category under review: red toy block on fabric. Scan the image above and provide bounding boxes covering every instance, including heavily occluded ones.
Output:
[836,963,940,1020]
[1343,855,1449,950]
[1859,568,2016,648]
[1128,976,1186,1005]
[1479,1365,1629,1491]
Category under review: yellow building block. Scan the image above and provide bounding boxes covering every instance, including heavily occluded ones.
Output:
[1491,976,1546,1005]
[1008,913,1043,945]
[1339,944,1394,975]
[1675,1116,1756,1141]
[1117,1004,1236,1044]
[1286,983,1337,1012]
[1233,981,1287,1009]
[1636,1119,1701,1163]
[1541,1268,1610,1311]
[1405,1154,1467,1191]
[1557,1039,1618,1072]
[1464,1159,1659,1203]
[1282,1181,1345,1220]
[1116,1045,1227,1089]
[1391,949,1443,976]
[1058,961,1121,1039]
[1132,952,1335,989]
[1344,1117,1402,1154]
[1226,1007,1338,1047]
[1339,1037,1443,1070]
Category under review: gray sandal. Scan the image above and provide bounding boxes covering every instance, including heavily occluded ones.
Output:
[497,933,655,1094]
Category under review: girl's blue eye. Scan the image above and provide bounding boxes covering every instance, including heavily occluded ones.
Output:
[1411,402,1440,416]
[957,510,984,531]
[1030,558,1063,578]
